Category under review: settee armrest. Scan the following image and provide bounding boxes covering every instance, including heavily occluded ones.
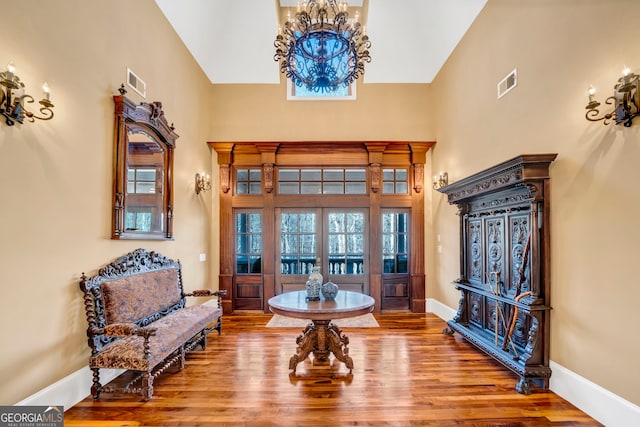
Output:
[101,323,157,338]
[96,324,157,360]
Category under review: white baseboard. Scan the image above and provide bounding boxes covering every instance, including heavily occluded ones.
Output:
[549,361,639,427]
[16,367,124,411]
[426,298,640,427]
[426,297,457,321]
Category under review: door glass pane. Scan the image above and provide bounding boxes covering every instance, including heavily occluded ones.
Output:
[328,234,345,253]
[328,212,364,276]
[280,212,317,275]
[249,213,262,232]
[236,211,262,274]
[328,213,344,232]
[382,212,408,274]
[299,213,316,233]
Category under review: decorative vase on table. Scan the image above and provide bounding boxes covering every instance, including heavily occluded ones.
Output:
[321,281,339,300]
[305,266,323,301]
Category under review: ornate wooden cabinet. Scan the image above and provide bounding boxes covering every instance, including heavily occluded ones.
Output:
[439,154,557,394]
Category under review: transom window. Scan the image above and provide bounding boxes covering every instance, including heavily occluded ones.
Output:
[288,79,356,101]
[278,168,366,195]
[382,168,409,194]
[236,168,262,195]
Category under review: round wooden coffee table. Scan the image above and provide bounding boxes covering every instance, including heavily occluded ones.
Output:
[268,290,375,373]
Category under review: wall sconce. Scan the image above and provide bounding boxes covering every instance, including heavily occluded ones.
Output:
[432,172,448,190]
[0,62,55,126]
[195,173,211,195]
[586,66,639,127]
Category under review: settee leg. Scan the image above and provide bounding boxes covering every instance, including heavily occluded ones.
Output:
[180,347,186,370]
[200,332,208,350]
[91,368,102,399]
[142,372,154,401]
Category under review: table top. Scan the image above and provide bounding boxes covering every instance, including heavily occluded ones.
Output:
[268,290,375,321]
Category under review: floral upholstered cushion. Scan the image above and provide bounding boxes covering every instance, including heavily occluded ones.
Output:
[90,304,222,371]
[101,269,182,324]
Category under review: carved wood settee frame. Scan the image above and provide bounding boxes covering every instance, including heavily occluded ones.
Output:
[79,248,226,401]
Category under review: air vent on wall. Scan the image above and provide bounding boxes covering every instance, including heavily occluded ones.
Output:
[497,68,517,99]
[127,68,146,98]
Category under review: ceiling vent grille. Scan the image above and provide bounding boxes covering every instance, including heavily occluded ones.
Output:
[127,68,147,98]
[497,69,517,99]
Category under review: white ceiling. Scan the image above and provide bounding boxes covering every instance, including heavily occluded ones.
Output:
[154,0,487,85]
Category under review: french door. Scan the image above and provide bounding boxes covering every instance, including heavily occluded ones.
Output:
[276,208,369,295]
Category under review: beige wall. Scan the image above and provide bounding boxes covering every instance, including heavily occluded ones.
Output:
[0,0,215,404]
[430,0,640,405]
[210,83,434,141]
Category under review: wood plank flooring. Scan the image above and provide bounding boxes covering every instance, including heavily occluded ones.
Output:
[65,313,601,426]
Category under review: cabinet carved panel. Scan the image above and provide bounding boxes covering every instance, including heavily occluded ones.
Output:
[440,154,557,394]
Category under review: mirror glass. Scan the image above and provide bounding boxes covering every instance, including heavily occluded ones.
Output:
[112,93,177,240]
[125,127,165,234]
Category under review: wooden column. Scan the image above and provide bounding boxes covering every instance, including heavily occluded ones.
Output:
[409,143,433,312]
[256,143,280,312]
[209,142,234,314]
[364,142,388,313]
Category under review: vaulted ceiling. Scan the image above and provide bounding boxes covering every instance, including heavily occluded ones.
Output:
[154,0,487,85]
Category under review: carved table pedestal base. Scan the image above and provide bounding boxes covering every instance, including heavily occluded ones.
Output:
[288,320,353,373]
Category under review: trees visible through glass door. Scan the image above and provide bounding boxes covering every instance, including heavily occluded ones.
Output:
[277,209,368,294]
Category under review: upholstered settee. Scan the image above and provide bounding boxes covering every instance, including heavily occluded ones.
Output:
[79,248,226,401]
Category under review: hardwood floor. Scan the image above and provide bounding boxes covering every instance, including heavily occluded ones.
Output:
[65,313,601,426]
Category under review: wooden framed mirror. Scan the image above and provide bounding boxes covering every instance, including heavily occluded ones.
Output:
[112,87,178,240]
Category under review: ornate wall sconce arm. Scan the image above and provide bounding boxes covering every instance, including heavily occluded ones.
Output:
[586,67,639,127]
[195,173,211,195]
[432,172,449,190]
[0,63,55,126]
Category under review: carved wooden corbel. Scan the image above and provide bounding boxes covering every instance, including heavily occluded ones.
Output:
[263,163,274,193]
[370,163,381,193]
[413,163,424,193]
[220,164,230,193]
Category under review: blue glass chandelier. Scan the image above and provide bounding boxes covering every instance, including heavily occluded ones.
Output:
[274,0,371,93]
